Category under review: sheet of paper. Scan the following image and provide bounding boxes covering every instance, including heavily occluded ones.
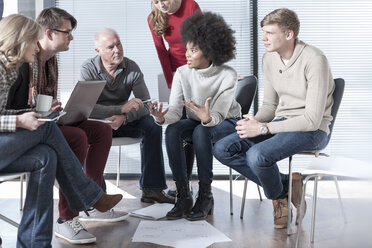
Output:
[132,219,231,248]
[129,203,174,220]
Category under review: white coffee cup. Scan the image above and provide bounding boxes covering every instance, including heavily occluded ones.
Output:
[36,94,53,113]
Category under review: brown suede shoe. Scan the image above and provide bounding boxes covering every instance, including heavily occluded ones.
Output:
[93,193,122,212]
[272,197,292,229]
[141,189,176,204]
[292,172,307,224]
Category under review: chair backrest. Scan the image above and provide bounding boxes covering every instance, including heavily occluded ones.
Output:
[235,75,258,115]
[324,78,345,146]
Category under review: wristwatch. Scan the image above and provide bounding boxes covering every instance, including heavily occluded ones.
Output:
[260,123,269,135]
[122,113,128,125]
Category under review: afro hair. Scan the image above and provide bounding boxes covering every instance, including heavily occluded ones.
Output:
[181,11,236,66]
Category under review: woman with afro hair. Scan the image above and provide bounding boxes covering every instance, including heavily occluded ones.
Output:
[149,11,241,220]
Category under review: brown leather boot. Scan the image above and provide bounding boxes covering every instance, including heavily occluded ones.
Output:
[272,197,292,229]
[93,193,122,212]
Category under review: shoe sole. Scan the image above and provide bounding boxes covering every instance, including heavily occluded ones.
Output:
[274,223,287,229]
[141,197,175,204]
[80,213,130,222]
[166,215,184,220]
[54,232,96,244]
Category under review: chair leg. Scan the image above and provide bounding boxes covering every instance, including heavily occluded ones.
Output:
[240,178,248,219]
[0,214,19,228]
[20,174,24,211]
[229,168,233,215]
[310,176,319,243]
[333,176,347,224]
[116,146,121,187]
[287,156,293,236]
[257,184,262,201]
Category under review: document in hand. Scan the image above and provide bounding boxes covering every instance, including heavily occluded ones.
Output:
[129,203,174,220]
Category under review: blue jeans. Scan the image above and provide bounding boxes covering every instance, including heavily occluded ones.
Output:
[165,118,238,184]
[113,114,166,190]
[0,122,103,248]
[213,129,328,199]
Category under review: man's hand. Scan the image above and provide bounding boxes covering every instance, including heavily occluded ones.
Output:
[107,115,125,130]
[236,114,262,138]
[182,97,212,124]
[50,99,63,112]
[148,101,168,124]
[121,98,143,113]
[16,112,45,131]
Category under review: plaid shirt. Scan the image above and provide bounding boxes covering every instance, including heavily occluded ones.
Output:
[0,53,29,132]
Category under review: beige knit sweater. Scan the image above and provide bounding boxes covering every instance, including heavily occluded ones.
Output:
[255,40,335,134]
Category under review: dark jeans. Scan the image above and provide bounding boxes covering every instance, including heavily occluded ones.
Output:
[0,122,103,247]
[165,118,238,184]
[213,129,328,200]
[113,114,166,190]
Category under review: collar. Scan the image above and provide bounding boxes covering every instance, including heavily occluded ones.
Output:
[195,63,218,77]
[94,55,126,75]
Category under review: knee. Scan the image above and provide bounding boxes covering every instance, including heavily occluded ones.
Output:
[142,115,162,135]
[93,122,112,144]
[213,140,226,161]
[246,147,266,168]
[165,123,179,139]
[63,128,88,148]
[34,145,57,173]
[213,136,238,163]
[192,125,209,142]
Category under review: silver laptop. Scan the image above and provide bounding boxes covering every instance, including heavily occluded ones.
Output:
[57,80,106,125]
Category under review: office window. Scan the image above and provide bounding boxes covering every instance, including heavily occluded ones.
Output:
[56,0,252,175]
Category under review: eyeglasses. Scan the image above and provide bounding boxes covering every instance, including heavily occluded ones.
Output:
[52,29,73,37]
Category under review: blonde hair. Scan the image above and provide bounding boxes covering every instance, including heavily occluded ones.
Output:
[149,1,169,36]
[261,8,300,39]
[0,14,42,69]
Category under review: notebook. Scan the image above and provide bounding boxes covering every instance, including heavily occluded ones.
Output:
[57,80,106,125]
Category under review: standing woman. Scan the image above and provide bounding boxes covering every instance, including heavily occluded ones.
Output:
[148,0,201,195]
[148,0,201,89]
[149,12,241,220]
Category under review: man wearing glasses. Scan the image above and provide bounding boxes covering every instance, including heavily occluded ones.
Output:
[7,7,129,245]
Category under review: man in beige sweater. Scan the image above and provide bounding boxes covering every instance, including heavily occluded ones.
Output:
[213,8,335,229]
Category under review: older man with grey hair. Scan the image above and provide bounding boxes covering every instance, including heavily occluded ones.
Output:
[80,28,174,204]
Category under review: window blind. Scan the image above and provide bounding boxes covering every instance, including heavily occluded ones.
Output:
[55,0,253,175]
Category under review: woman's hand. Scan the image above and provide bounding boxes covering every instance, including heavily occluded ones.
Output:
[148,101,168,124]
[182,97,212,124]
[50,99,63,112]
[16,112,45,131]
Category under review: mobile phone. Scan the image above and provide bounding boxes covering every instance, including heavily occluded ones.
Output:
[142,98,155,103]
[38,112,66,121]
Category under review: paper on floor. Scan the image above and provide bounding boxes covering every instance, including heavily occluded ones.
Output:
[132,218,231,248]
[129,203,174,220]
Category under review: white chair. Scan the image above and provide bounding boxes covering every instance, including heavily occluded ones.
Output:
[0,172,28,228]
[111,137,142,187]
[295,156,372,247]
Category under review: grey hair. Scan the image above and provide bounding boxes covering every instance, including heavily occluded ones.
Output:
[94,28,120,48]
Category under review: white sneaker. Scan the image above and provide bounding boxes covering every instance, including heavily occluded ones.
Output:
[54,217,96,244]
[80,209,129,222]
